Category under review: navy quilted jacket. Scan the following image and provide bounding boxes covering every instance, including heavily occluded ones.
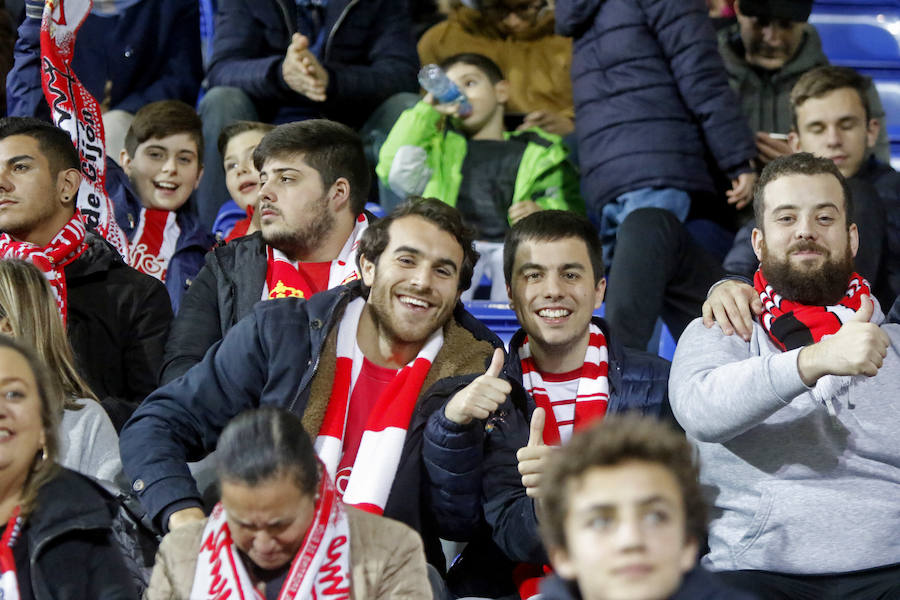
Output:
[555,0,756,213]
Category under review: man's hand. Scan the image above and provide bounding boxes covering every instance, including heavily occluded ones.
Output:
[727,171,756,210]
[508,200,543,224]
[702,280,762,341]
[168,507,205,531]
[797,295,890,386]
[281,33,328,102]
[517,111,575,136]
[755,132,792,165]
[444,348,511,425]
[517,407,554,499]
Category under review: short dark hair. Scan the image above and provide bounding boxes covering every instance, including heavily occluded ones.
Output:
[539,414,706,551]
[0,117,79,175]
[754,152,853,229]
[252,119,371,217]
[503,210,604,286]
[357,196,479,292]
[124,100,203,160]
[439,53,505,85]
[216,120,275,158]
[791,66,871,127]
[216,407,319,495]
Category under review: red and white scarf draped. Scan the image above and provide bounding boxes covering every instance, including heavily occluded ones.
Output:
[314,297,443,515]
[39,0,129,259]
[754,268,872,352]
[128,208,180,282]
[519,322,610,446]
[0,214,87,325]
[264,214,368,300]
[0,507,22,600]
[191,467,351,600]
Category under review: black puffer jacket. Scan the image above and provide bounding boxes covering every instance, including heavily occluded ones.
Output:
[556,0,755,213]
[540,568,760,600]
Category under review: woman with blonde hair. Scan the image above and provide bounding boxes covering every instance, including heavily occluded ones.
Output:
[0,259,122,484]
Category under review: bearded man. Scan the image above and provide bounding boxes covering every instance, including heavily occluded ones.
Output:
[669,152,900,599]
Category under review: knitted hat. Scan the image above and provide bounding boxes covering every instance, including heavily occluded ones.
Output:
[738,0,813,22]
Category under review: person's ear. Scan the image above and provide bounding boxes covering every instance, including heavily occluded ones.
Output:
[506,283,514,309]
[849,222,859,258]
[788,130,802,153]
[679,536,700,573]
[119,149,132,173]
[866,118,880,149]
[328,177,351,213]
[360,253,376,287]
[548,545,577,580]
[56,168,82,207]
[495,80,511,105]
[594,277,606,310]
[751,227,764,262]
[193,166,204,191]
[0,317,12,335]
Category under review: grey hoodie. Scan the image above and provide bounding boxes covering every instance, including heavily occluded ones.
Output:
[669,306,900,574]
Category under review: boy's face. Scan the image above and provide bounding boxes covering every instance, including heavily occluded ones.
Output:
[551,461,698,600]
[445,63,508,137]
[223,129,267,212]
[120,133,202,212]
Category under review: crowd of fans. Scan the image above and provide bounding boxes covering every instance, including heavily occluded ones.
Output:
[0,0,899,598]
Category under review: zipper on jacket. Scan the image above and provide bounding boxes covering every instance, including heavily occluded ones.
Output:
[324,0,361,62]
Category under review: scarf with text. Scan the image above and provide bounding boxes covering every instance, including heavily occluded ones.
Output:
[519,322,610,446]
[264,214,368,300]
[190,469,350,600]
[39,0,129,258]
[314,297,443,514]
[128,208,180,282]
[0,214,87,324]
[0,507,22,600]
[754,268,871,351]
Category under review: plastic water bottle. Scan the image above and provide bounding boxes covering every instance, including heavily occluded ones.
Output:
[418,64,473,117]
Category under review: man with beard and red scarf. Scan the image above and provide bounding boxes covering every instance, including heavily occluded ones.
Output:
[669,152,900,599]
[0,117,172,431]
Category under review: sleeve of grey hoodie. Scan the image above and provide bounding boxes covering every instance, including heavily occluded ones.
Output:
[668,319,810,443]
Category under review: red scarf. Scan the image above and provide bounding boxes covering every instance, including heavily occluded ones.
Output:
[519,323,610,446]
[128,208,180,282]
[314,297,443,515]
[191,467,350,600]
[39,0,129,258]
[0,214,87,324]
[754,268,871,351]
[0,507,22,600]
[264,214,368,300]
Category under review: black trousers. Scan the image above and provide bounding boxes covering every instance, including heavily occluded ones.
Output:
[605,208,726,351]
[718,563,900,600]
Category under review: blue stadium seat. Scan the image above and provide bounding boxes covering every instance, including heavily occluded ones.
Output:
[874,78,900,141]
[809,13,900,68]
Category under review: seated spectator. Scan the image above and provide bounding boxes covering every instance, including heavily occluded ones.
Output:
[422,210,670,597]
[670,153,900,598]
[194,0,419,231]
[418,0,575,136]
[145,406,431,599]
[117,100,215,313]
[0,259,122,485]
[556,0,756,267]
[213,120,275,243]
[0,335,136,597]
[159,119,372,384]
[120,198,501,585]
[538,414,756,600]
[0,117,172,430]
[377,53,583,300]
[7,0,202,159]
[718,0,890,164]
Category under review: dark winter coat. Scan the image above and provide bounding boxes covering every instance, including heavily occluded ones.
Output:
[540,568,760,600]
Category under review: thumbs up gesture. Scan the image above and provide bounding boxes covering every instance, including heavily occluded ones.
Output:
[516,407,555,499]
[797,294,891,386]
[444,348,512,425]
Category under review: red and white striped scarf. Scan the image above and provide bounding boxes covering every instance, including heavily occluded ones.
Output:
[0,507,22,600]
[128,208,180,282]
[314,297,443,515]
[520,322,610,446]
[754,268,871,351]
[191,468,350,600]
[39,0,130,258]
[264,214,368,300]
[0,214,87,325]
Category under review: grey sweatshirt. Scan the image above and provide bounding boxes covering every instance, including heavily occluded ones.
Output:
[59,397,124,486]
[670,313,900,574]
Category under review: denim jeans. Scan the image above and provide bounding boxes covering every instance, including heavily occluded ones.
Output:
[599,186,691,267]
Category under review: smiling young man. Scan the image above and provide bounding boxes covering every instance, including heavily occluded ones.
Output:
[121,198,502,578]
[159,119,374,383]
[0,117,172,431]
[422,210,671,596]
[671,153,900,598]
